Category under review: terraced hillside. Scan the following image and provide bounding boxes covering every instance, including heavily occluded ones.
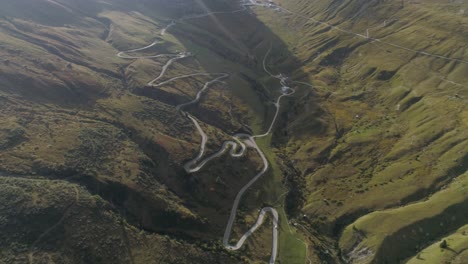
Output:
[0,0,467,263]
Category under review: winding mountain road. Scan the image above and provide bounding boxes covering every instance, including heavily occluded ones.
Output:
[115,3,298,263]
[221,135,278,263]
[147,53,190,86]
[179,45,295,263]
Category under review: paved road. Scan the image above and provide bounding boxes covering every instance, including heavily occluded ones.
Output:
[115,3,300,262]
[175,73,229,111]
[254,46,295,138]
[160,20,175,36]
[117,40,187,87]
[153,72,223,87]
[222,135,279,264]
[181,45,295,263]
[117,40,171,59]
[147,53,190,86]
[184,134,246,173]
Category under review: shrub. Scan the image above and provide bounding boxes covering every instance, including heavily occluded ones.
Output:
[439,239,447,249]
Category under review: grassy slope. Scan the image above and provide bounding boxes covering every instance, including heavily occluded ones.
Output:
[0,0,312,263]
[256,0,468,261]
[406,224,468,264]
[249,8,310,263]
[0,0,252,262]
[339,171,468,263]
[0,176,238,264]
[164,6,313,263]
[2,0,467,263]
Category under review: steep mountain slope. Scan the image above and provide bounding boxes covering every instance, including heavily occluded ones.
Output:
[252,0,468,263]
[0,0,307,263]
[0,177,236,264]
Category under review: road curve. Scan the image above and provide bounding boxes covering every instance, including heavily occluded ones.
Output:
[117,40,172,59]
[222,135,279,264]
[153,72,224,87]
[184,135,246,173]
[160,20,175,36]
[176,73,229,111]
[182,45,295,263]
[220,46,295,264]
[117,39,188,88]
[254,46,295,138]
[147,53,190,86]
[115,3,300,263]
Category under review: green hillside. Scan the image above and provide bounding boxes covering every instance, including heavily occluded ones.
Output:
[0,0,467,263]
